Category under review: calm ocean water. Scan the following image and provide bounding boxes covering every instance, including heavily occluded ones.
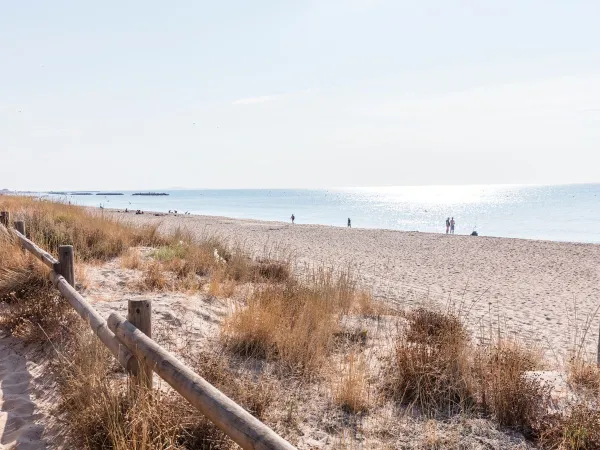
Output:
[42,184,600,243]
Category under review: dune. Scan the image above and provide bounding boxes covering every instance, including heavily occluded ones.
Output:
[114,211,600,360]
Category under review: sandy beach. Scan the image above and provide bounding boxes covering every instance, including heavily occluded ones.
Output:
[115,211,600,362]
[1,201,599,449]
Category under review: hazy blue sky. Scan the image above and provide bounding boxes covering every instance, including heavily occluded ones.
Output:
[1,0,599,190]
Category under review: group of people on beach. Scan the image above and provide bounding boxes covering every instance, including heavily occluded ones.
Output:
[445,217,455,234]
[290,214,460,235]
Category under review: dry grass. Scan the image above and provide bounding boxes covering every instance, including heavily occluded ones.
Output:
[381,308,552,429]
[121,247,143,269]
[0,195,164,262]
[192,348,275,420]
[208,268,225,296]
[254,260,290,283]
[404,307,468,345]
[208,273,236,298]
[4,195,600,448]
[54,329,234,449]
[153,232,291,286]
[222,268,358,374]
[0,230,75,342]
[474,339,545,432]
[381,308,474,416]
[75,264,91,290]
[568,359,600,395]
[353,291,386,316]
[138,260,168,291]
[178,271,204,292]
[332,351,370,413]
[538,405,600,450]
[145,232,290,296]
[152,311,276,421]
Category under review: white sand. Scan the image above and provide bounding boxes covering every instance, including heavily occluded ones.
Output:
[3,207,600,448]
[117,211,600,361]
[0,335,50,450]
[4,210,596,448]
[79,251,536,450]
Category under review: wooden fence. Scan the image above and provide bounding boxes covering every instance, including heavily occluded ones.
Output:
[0,212,296,450]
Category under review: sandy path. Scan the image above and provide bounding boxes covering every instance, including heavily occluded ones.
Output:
[0,335,47,450]
[116,212,600,362]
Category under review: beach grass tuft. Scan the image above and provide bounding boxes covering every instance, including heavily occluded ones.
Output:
[222,268,358,374]
[381,307,474,416]
[474,339,545,431]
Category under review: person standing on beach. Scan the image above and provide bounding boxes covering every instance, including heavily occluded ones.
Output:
[450,217,455,234]
[348,218,351,228]
[445,217,450,234]
[291,214,295,224]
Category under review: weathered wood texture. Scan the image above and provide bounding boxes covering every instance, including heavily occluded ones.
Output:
[58,245,75,287]
[127,299,153,388]
[49,271,134,370]
[14,220,25,236]
[108,313,296,450]
[13,230,59,268]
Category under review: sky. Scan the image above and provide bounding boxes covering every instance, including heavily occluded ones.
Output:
[1,0,599,190]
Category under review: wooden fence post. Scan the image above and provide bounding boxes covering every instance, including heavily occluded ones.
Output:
[58,245,75,287]
[0,211,9,227]
[128,299,153,389]
[14,220,25,236]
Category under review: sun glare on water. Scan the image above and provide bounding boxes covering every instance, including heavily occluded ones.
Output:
[344,185,514,205]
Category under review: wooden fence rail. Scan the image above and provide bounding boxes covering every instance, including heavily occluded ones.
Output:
[0,212,296,450]
[108,313,295,450]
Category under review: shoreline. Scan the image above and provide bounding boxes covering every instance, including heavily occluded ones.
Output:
[97,206,600,247]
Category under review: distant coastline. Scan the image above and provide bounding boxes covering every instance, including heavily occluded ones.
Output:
[42,191,168,196]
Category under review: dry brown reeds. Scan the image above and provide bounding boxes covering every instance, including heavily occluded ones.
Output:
[474,339,545,431]
[54,329,234,450]
[538,405,600,450]
[568,360,600,394]
[222,268,358,374]
[381,307,473,416]
[192,349,275,420]
[0,229,75,342]
[0,195,164,262]
[332,351,370,413]
[139,260,168,291]
[121,247,143,269]
[153,232,291,286]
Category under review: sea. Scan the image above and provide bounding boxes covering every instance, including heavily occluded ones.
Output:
[39,184,600,244]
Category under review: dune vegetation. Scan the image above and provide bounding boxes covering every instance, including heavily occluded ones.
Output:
[0,195,599,449]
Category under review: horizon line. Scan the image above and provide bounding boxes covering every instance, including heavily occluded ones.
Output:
[8,181,600,193]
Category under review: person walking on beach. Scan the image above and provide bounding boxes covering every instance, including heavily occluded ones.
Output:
[348,218,351,228]
[445,217,450,234]
[291,214,295,224]
[450,217,455,234]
